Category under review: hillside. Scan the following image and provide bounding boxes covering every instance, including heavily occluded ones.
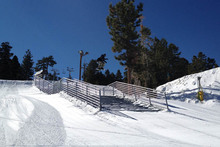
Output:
[157,67,220,102]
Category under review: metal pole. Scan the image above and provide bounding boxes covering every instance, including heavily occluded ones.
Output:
[60,79,62,92]
[52,81,54,94]
[113,87,114,96]
[75,82,78,97]
[165,93,169,110]
[149,97,152,106]
[43,79,44,92]
[39,77,41,89]
[133,86,137,101]
[103,87,105,96]
[79,54,82,80]
[99,89,102,111]
[48,83,50,94]
[67,80,69,95]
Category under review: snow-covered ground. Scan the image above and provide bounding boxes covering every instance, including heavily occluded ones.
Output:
[0,68,220,146]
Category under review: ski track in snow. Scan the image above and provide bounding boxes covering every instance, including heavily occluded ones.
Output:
[14,97,66,146]
[0,84,66,146]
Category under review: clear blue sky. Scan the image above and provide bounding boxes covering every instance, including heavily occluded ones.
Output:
[0,0,219,79]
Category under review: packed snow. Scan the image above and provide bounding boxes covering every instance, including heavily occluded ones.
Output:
[0,68,220,146]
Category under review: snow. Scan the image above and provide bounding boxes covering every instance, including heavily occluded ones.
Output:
[157,67,220,102]
[0,68,220,146]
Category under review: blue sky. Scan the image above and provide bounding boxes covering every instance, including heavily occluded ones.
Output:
[0,0,219,79]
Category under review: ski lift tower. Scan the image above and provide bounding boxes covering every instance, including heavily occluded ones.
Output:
[197,76,204,101]
[51,68,60,82]
[67,67,74,79]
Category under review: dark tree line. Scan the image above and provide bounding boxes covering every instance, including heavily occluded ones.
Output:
[0,42,34,80]
[83,54,123,85]
[106,0,218,88]
[0,42,59,81]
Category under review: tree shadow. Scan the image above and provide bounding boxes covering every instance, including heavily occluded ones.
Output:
[166,87,220,101]
[100,96,160,120]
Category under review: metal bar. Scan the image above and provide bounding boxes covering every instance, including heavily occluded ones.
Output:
[165,93,169,110]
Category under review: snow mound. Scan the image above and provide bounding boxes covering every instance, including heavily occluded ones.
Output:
[157,67,220,102]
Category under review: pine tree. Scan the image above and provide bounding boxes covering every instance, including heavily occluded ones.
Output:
[188,52,218,74]
[106,0,143,84]
[104,69,111,84]
[115,70,123,82]
[82,59,99,84]
[35,56,57,79]
[11,56,23,80]
[21,49,34,80]
[133,25,152,86]
[149,38,182,87]
[0,42,13,79]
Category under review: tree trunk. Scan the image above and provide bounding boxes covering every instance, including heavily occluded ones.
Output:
[127,67,131,84]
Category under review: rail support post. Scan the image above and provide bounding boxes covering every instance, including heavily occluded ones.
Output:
[113,87,114,96]
[67,80,69,95]
[165,93,169,110]
[99,89,102,111]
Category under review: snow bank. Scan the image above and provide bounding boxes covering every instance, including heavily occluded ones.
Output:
[157,67,220,102]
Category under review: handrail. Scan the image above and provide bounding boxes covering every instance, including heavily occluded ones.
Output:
[107,81,169,110]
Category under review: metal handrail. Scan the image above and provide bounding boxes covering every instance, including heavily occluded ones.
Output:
[34,76,169,110]
[107,81,169,110]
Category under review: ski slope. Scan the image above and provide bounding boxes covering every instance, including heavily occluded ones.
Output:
[1,68,220,146]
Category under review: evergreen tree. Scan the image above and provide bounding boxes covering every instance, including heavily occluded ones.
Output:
[0,42,13,79]
[110,72,116,83]
[106,0,143,84]
[104,69,111,84]
[11,55,23,80]
[115,70,123,82]
[35,56,57,79]
[171,57,189,80]
[149,38,182,87]
[21,49,34,80]
[82,59,99,84]
[206,57,218,69]
[97,54,108,71]
[132,25,152,86]
[188,52,218,74]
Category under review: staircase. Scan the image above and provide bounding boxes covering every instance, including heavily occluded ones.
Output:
[100,96,160,112]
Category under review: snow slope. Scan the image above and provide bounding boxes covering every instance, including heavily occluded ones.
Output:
[0,68,220,146]
[157,67,220,102]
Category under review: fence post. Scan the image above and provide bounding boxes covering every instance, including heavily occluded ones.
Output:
[43,79,45,92]
[103,87,105,96]
[75,82,78,97]
[133,86,137,101]
[99,89,102,111]
[149,97,152,106]
[86,85,88,96]
[67,80,69,95]
[34,77,36,86]
[113,87,114,96]
[48,83,50,94]
[52,81,54,94]
[147,89,152,106]
[39,78,41,89]
[165,93,169,110]
[60,79,62,92]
